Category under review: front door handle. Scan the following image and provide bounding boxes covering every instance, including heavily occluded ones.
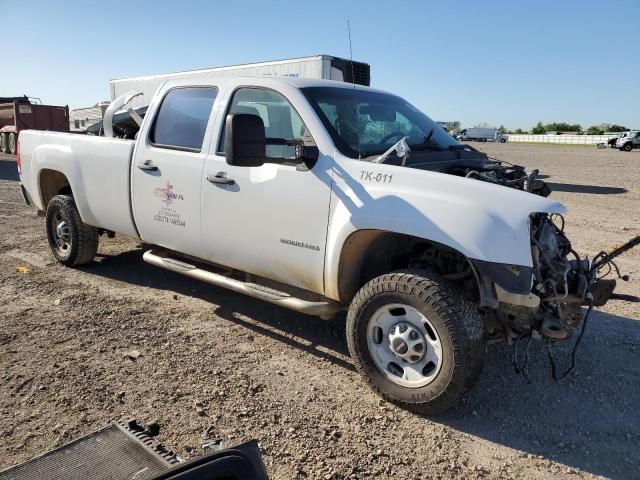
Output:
[207,172,235,185]
[136,160,158,171]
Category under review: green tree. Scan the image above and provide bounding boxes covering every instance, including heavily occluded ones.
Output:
[586,126,604,135]
[609,124,628,132]
[545,122,582,132]
[473,122,491,128]
[532,122,546,134]
[514,128,525,134]
[497,124,507,134]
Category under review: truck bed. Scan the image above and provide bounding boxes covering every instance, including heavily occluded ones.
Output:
[19,130,138,237]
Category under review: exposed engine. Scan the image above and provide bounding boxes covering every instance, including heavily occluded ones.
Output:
[529,213,595,338]
[406,147,552,197]
[451,162,551,197]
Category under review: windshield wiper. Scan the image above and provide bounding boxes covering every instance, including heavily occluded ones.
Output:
[409,142,446,151]
[409,128,447,151]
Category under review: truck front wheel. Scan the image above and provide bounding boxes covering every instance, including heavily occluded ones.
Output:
[46,195,98,266]
[346,270,485,414]
[623,142,633,152]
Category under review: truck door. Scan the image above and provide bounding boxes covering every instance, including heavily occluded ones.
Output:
[201,87,332,295]
[131,86,218,256]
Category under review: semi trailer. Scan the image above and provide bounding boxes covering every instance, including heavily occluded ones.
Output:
[109,55,371,109]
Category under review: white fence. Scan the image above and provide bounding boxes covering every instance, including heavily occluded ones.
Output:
[507,134,618,145]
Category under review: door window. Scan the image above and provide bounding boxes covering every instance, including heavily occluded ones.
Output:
[150,87,217,151]
[219,88,312,159]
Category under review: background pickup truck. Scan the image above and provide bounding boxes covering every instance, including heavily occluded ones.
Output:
[17,76,620,413]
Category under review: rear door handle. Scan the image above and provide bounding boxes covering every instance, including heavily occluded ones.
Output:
[207,172,235,185]
[136,160,158,171]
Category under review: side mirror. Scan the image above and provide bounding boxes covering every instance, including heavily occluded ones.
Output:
[224,112,319,170]
[224,113,267,167]
[294,144,319,171]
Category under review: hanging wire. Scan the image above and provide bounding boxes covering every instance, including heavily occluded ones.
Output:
[546,300,594,381]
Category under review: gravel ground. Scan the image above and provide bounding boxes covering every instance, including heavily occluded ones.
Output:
[0,144,639,479]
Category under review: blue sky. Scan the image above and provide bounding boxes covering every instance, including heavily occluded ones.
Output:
[2,0,638,130]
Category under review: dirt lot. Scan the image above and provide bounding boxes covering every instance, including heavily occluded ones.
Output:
[1,144,639,479]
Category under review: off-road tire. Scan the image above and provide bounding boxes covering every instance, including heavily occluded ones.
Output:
[622,142,633,152]
[346,269,485,414]
[46,195,98,266]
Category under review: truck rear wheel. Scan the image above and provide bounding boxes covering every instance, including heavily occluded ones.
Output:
[8,133,16,154]
[0,133,7,153]
[346,269,485,414]
[46,195,98,266]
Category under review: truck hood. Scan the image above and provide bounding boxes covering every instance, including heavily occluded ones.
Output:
[328,156,566,268]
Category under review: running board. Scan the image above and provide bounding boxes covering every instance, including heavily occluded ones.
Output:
[142,250,341,319]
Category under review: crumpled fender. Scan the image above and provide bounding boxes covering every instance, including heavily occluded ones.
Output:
[324,158,565,300]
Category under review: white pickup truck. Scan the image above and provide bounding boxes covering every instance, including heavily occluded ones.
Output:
[17,76,621,413]
[616,130,640,152]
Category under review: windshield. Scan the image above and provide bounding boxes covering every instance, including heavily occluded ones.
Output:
[302,86,458,159]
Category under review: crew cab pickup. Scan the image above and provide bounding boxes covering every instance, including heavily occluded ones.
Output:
[17,77,622,413]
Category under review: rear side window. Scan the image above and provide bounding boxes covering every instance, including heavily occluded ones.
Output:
[150,87,217,151]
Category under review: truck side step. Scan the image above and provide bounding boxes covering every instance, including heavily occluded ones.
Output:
[142,249,341,319]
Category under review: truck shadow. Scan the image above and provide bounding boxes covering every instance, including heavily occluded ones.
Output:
[432,309,640,480]
[82,248,639,479]
[83,247,354,371]
[0,157,19,181]
[547,182,627,195]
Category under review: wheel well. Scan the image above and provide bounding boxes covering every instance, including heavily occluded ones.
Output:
[39,169,71,207]
[337,230,480,304]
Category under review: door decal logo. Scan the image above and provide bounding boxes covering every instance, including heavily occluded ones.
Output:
[153,181,186,228]
[153,181,184,205]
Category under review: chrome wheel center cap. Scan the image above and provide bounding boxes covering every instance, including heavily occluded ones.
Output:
[388,322,426,364]
[56,221,68,239]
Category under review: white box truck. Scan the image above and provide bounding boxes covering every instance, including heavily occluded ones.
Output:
[109,55,371,108]
[456,127,507,143]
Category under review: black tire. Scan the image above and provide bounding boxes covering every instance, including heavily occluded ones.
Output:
[8,133,16,154]
[46,195,98,266]
[623,142,633,152]
[0,133,7,153]
[500,138,507,143]
[346,269,485,414]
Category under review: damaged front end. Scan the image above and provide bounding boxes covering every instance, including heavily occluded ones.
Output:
[529,213,604,339]
[487,213,638,343]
